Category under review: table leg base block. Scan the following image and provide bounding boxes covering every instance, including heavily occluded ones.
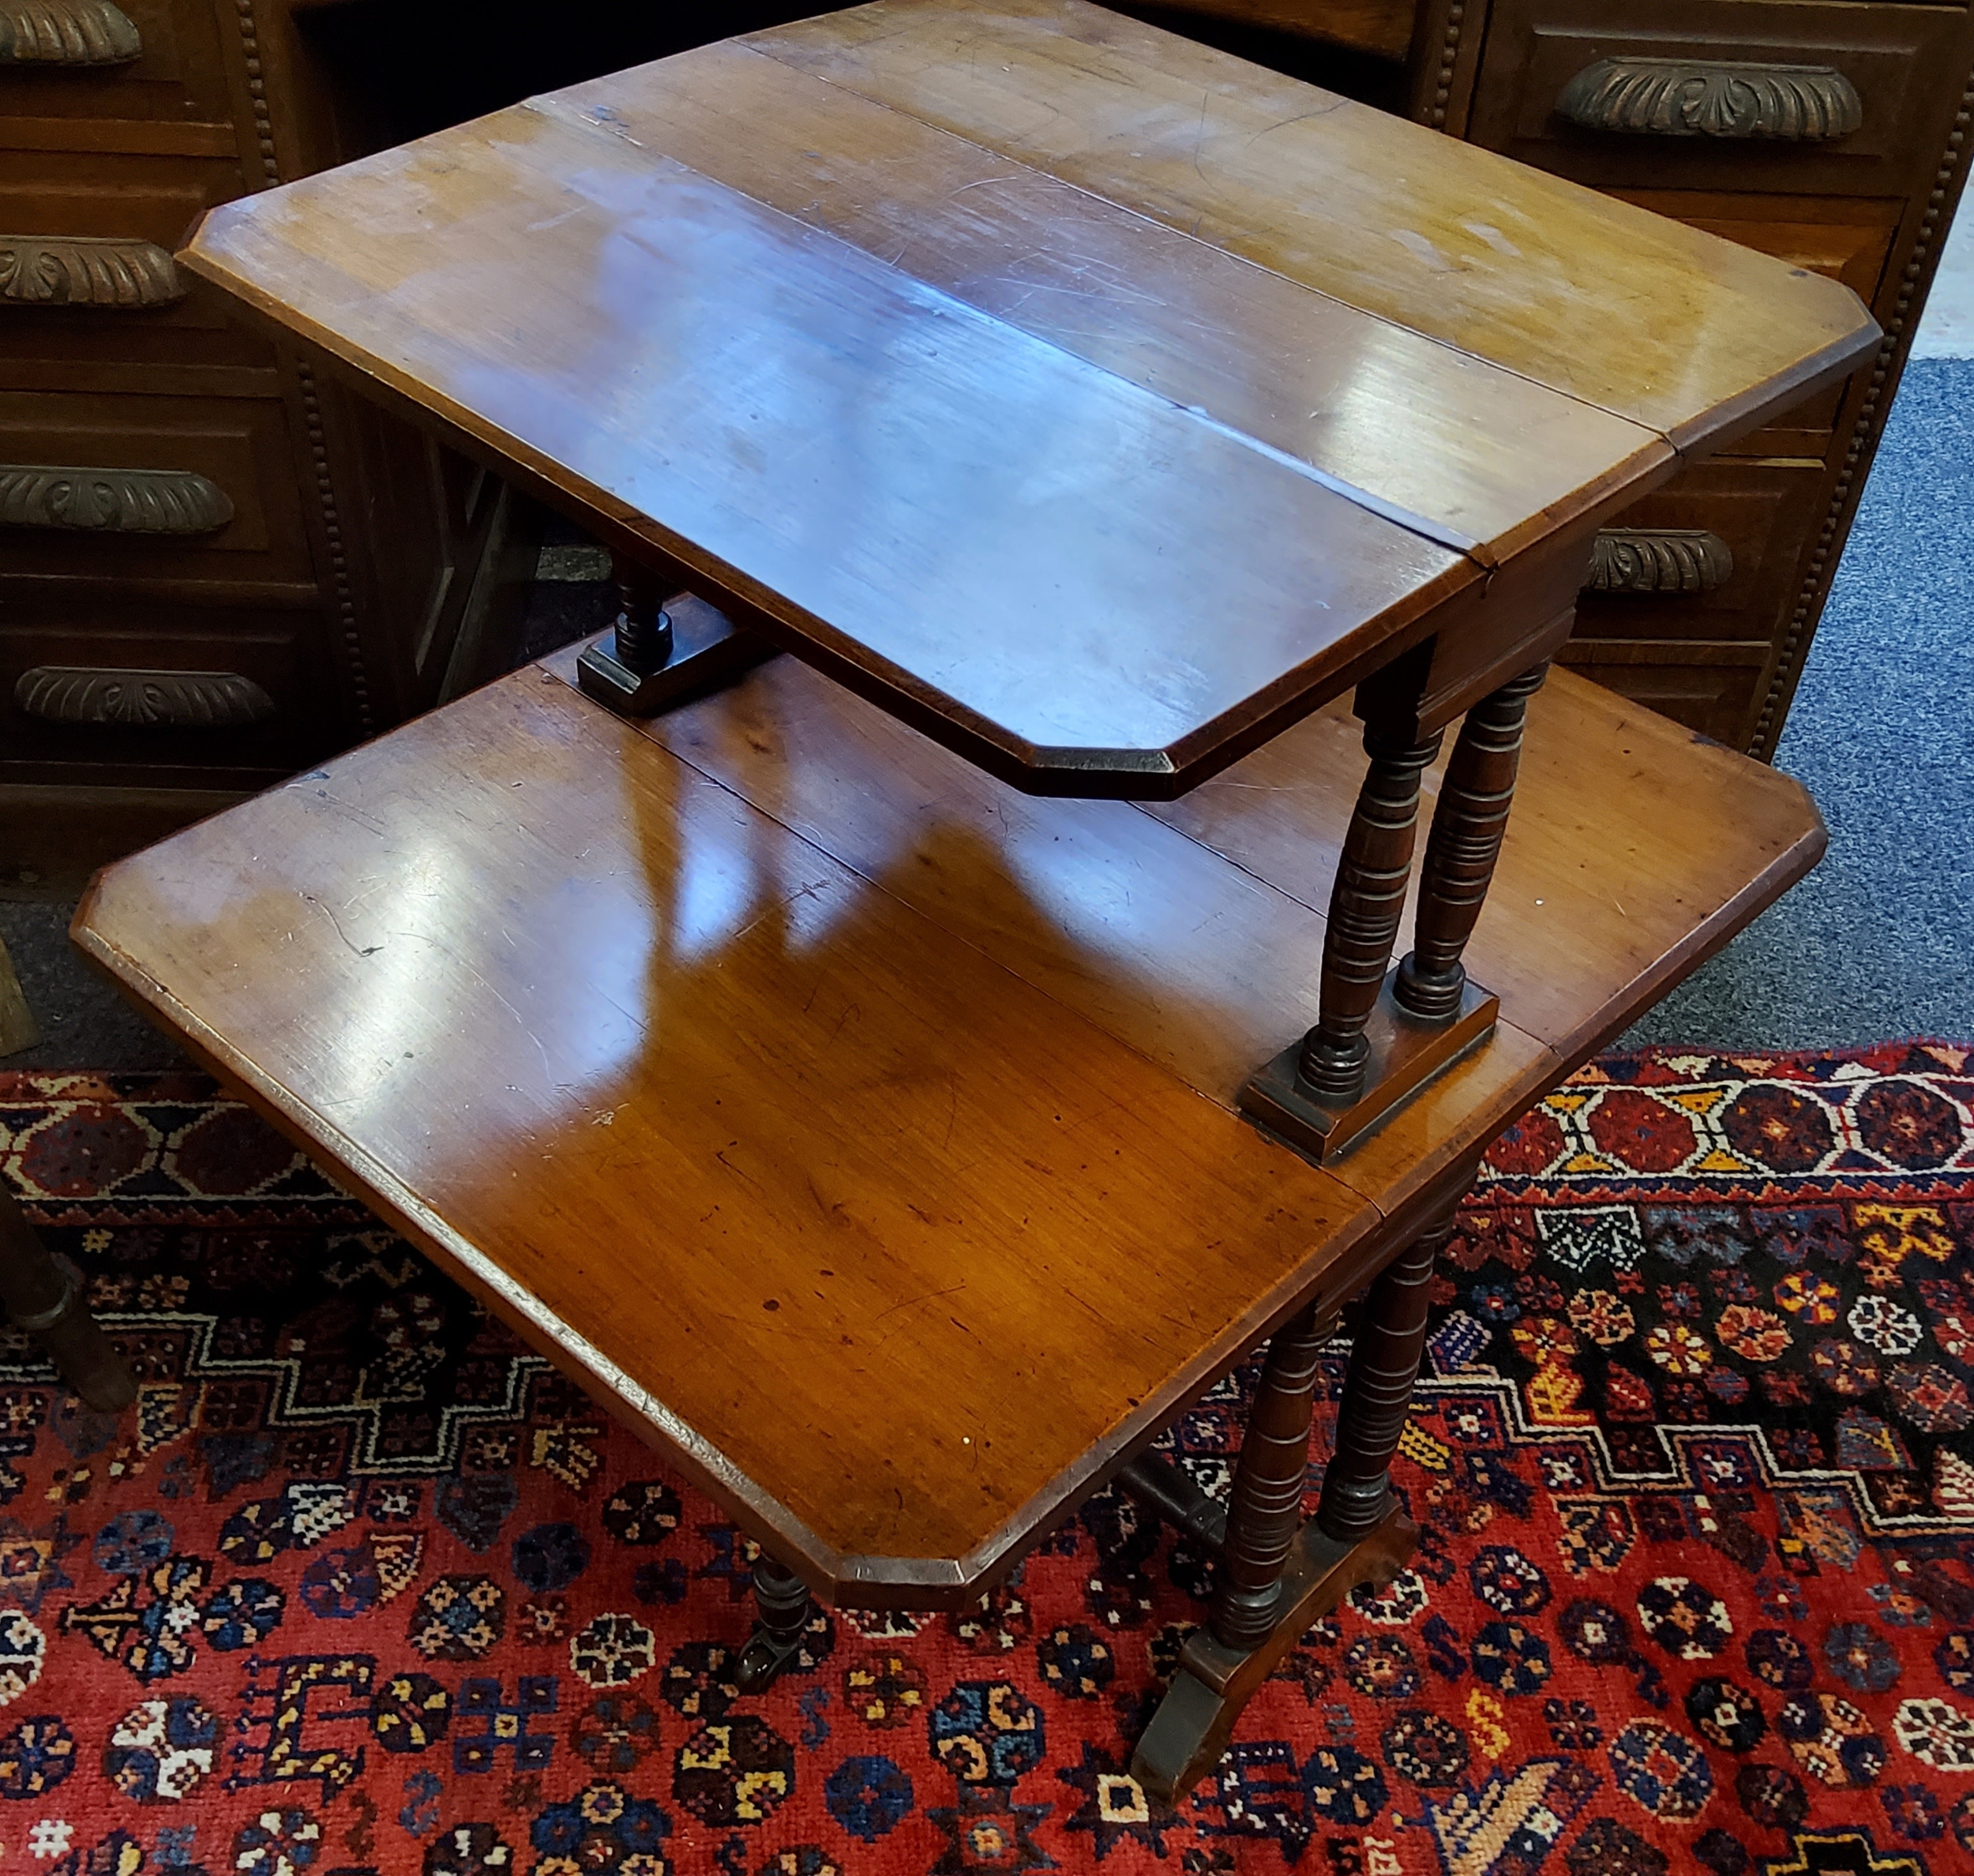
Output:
[734,1624,811,1692]
[13,1259,137,1416]
[575,595,777,716]
[1240,971,1498,1161]
[1131,1507,1417,1803]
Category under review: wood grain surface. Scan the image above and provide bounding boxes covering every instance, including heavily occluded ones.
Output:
[126,0,1839,1597]
[173,0,1875,794]
[752,0,1878,451]
[75,656,1823,1596]
[603,650,1822,1223]
[534,44,1672,566]
[75,671,1379,1600]
[179,107,1472,796]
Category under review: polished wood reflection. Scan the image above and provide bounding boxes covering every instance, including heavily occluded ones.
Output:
[180,106,1472,797]
[531,43,1672,567]
[754,0,1879,452]
[173,0,1875,795]
[75,657,1823,1597]
[620,651,1825,1129]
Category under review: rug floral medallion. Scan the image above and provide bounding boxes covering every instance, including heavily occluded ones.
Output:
[2,1043,1972,1876]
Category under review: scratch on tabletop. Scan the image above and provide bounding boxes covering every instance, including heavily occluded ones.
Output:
[944,173,1022,199]
[389,929,553,1078]
[733,879,831,947]
[872,1278,969,1330]
[302,893,380,959]
[1244,107,1336,152]
[307,790,388,837]
[715,1146,764,1192]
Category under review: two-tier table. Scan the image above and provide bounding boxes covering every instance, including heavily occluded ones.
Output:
[72,0,1875,1799]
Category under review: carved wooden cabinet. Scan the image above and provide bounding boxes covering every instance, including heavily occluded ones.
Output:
[1403,0,1974,752]
[0,0,524,805]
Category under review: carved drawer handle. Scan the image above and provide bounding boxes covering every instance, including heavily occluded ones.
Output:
[15,666,276,728]
[1584,528,1735,595]
[1557,58,1863,142]
[0,0,141,64]
[0,465,233,534]
[0,235,182,308]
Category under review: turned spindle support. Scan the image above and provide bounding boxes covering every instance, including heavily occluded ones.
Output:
[1295,730,1443,1103]
[1395,662,1549,1022]
[1132,1204,1461,1802]
[610,553,676,673]
[1212,1300,1329,1650]
[1316,1211,1454,1540]
[575,555,773,718]
[1240,655,1555,1161]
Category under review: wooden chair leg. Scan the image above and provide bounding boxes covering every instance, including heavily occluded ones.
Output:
[734,1551,814,1691]
[1131,1223,1447,1803]
[0,1184,136,1414]
[1396,662,1549,1021]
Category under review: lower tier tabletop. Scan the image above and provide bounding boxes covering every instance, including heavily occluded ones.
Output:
[72,656,1822,1601]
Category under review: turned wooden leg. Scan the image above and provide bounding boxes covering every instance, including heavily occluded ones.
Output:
[1395,662,1548,1022]
[1213,1301,1327,1649]
[1132,1286,1416,1802]
[734,1552,813,1692]
[1297,730,1443,1103]
[0,1185,136,1414]
[610,552,675,674]
[576,557,770,718]
[1133,1206,1464,1803]
[1317,1213,1454,1540]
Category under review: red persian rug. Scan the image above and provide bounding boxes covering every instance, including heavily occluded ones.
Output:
[3,1042,1973,1876]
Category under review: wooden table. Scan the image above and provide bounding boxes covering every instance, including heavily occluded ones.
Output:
[77,0,1872,1799]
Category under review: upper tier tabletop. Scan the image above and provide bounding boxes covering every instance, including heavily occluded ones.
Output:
[178,0,1877,795]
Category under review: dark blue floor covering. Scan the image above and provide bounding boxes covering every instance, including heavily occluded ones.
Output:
[1622,358,1974,1050]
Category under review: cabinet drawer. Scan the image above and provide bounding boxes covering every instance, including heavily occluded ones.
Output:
[0,0,240,158]
[1556,639,1770,748]
[0,390,316,595]
[0,152,276,383]
[0,600,337,781]
[1573,457,1828,647]
[1468,0,1967,198]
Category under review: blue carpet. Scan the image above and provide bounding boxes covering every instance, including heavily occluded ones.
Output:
[1622,358,1974,1049]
